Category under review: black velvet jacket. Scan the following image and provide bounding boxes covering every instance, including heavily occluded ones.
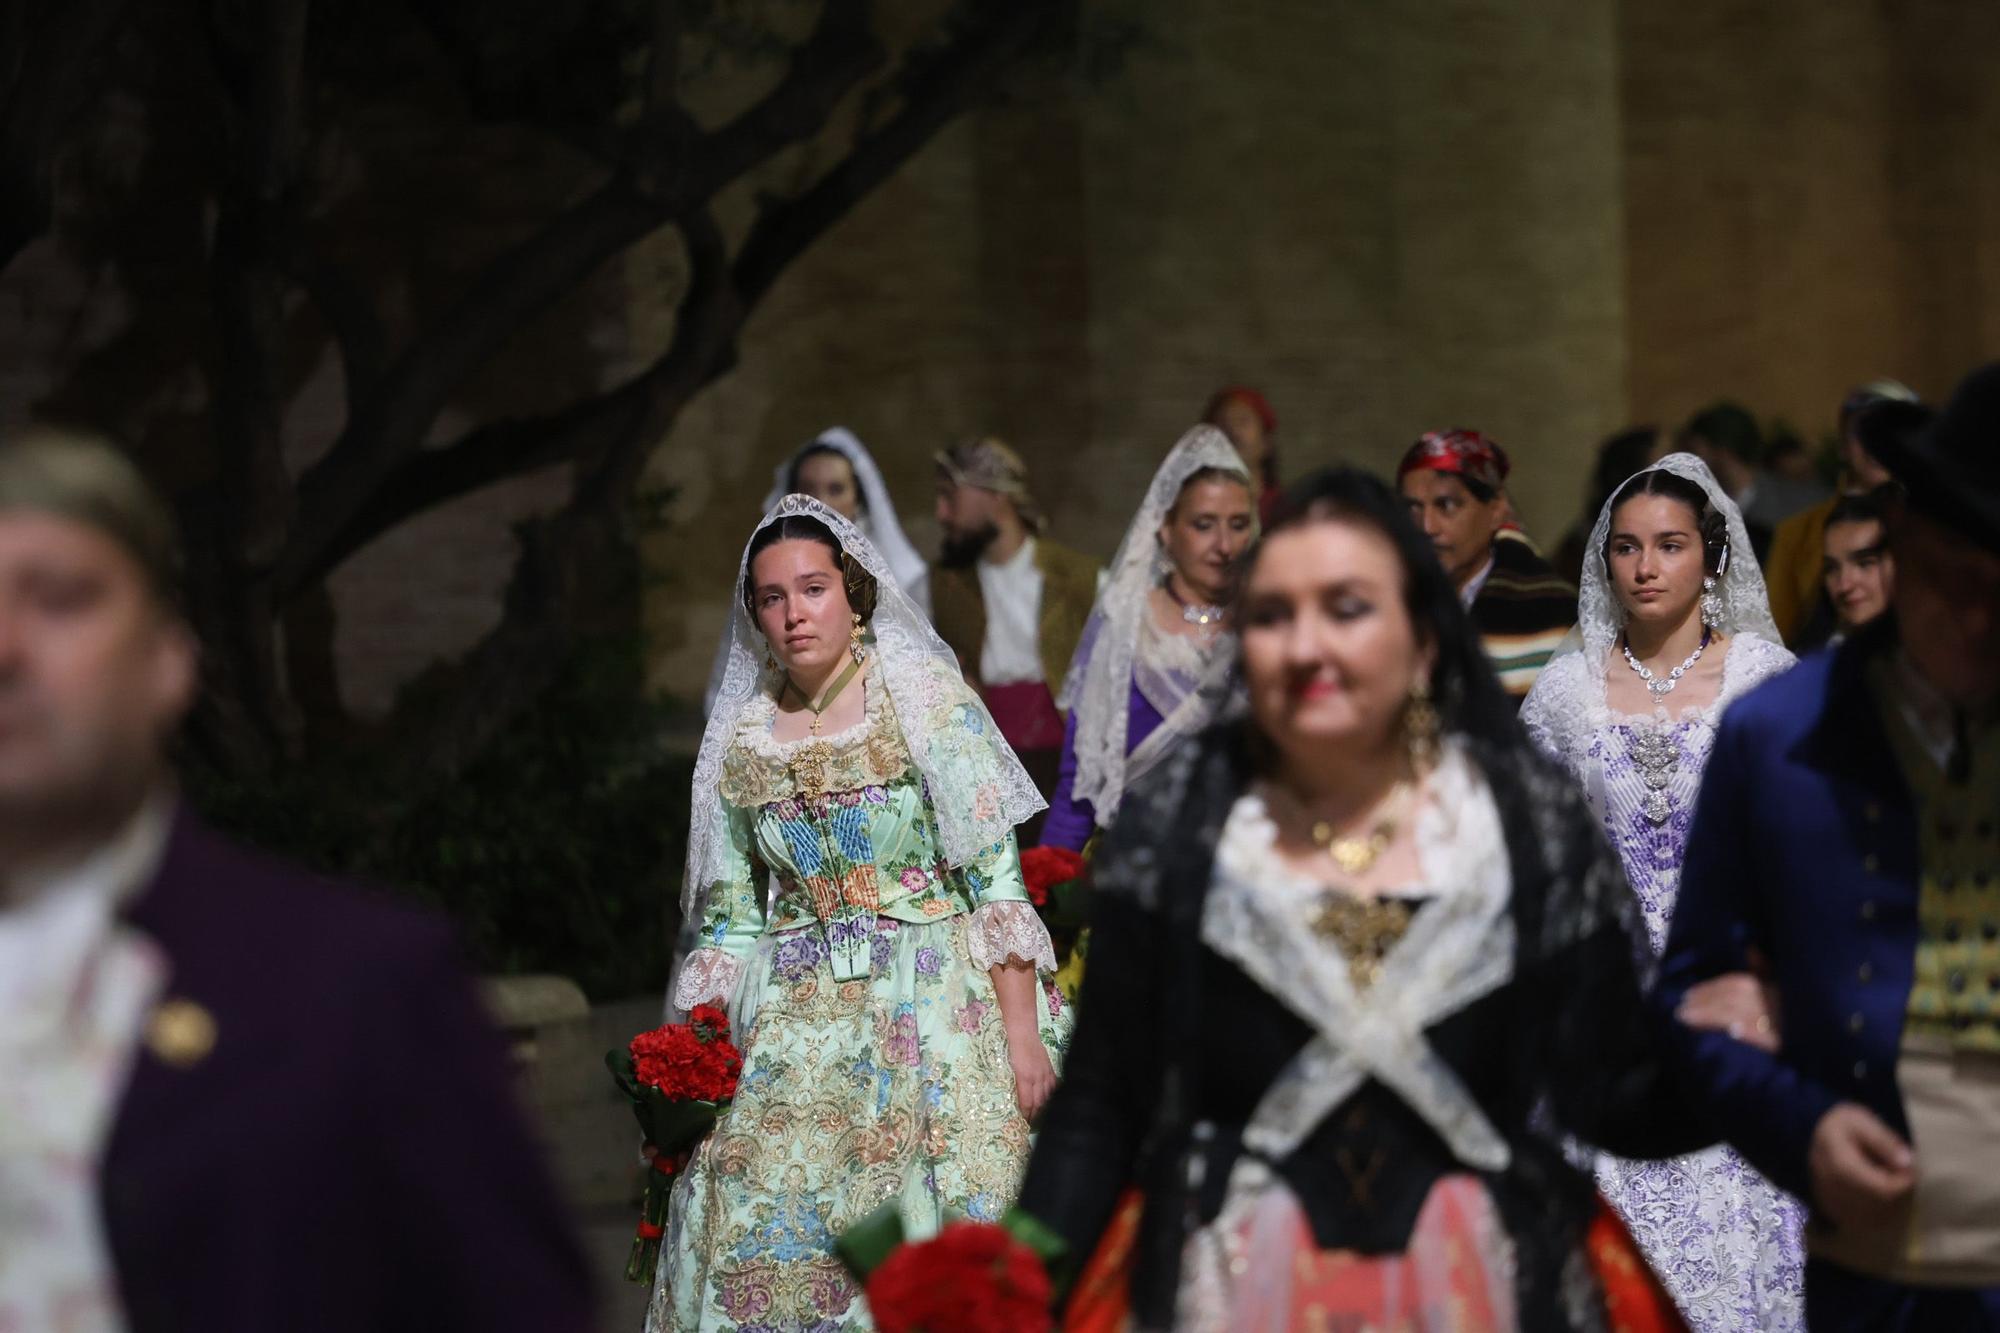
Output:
[1017,724,1713,1330]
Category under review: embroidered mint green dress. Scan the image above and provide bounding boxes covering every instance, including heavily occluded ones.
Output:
[650,661,1071,1332]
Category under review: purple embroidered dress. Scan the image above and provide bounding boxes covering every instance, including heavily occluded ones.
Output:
[1042,426,1250,852]
[1521,452,1806,1333]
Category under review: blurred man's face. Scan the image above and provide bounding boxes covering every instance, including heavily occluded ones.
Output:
[0,512,195,832]
[1891,506,2000,707]
[1822,517,1894,633]
[1399,470,1506,591]
[1209,398,1269,471]
[934,480,1004,567]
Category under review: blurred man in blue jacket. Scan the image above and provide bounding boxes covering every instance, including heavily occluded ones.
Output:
[1658,362,2000,1332]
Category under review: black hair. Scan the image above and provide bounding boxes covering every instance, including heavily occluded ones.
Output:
[1848,400,1935,468]
[1589,427,1658,515]
[1678,401,1763,464]
[784,444,867,512]
[741,514,880,622]
[1237,466,1520,752]
[1603,469,1730,575]
[1825,487,1894,533]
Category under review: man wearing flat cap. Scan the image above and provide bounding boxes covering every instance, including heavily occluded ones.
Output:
[930,437,1100,843]
[0,429,593,1331]
[1659,362,2000,1331]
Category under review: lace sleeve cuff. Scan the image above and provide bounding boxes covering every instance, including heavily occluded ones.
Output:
[967,901,1059,973]
[671,948,745,1011]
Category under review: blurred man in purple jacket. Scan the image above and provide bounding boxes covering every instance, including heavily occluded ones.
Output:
[0,428,595,1332]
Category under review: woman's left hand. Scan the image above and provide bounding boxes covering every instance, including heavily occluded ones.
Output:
[1008,1033,1058,1121]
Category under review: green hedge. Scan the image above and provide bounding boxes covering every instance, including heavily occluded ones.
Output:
[186,637,692,1001]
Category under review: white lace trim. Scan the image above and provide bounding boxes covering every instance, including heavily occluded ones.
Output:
[729,655,888,761]
[1200,741,1516,1170]
[965,900,1059,973]
[1522,631,1796,775]
[669,948,744,1011]
[1057,426,1252,830]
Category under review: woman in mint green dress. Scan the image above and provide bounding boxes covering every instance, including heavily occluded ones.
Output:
[649,495,1070,1332]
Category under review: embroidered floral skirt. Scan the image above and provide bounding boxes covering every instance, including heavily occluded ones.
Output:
[648,912,1071,1332]
[1596,1145,1805,1332]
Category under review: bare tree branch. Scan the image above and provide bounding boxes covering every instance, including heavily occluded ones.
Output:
[0,0,130,272]
[381,210,737,784]
[272,0,883,603]
[733,3,1064,306]
[202,0,315,767]
[294,1,1073,589]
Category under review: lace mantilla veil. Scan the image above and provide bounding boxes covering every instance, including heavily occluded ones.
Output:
[683,494,1045,929]
[1560,451,1781,678]
[702,429,930,715]
[1057,424,1252,829]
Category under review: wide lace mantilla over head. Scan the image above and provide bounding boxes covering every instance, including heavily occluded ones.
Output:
[1059,424,1252,829]
[719,659,912,808]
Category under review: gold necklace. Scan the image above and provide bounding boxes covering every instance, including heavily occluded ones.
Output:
[782,654,864,798]
[1307,781,1409,876]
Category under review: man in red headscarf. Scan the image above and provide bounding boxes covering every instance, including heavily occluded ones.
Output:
[1397,429,1575,702]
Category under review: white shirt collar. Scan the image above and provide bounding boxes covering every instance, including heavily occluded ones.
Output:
[0,793,174,1021]
[984,534,1037,577]
[1459,551,1497,609]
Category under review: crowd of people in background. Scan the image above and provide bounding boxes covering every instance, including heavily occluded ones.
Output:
[2,359,1995,1333]
[654,366,1998,1332]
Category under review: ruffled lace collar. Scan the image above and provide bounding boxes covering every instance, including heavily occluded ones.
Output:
[1200,742,1517,1171]
[718,659,912,806]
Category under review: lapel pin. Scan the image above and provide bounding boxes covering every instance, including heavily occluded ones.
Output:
[145,998,217,1068]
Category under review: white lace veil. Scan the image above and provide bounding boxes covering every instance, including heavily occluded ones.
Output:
[684,494,1043,925]
[1562,451,1781,675]
[760,427,930,617]
[1057,424,1253,828]
[702,428,931,715]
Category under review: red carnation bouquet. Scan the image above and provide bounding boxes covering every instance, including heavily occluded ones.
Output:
[1019,844,1092,1001]
[838,1202,1064,1333]
[606,1005,743,1281]
[1018,845,1086,913]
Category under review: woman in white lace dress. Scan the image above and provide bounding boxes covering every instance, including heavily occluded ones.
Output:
[1521,453,1805,1333]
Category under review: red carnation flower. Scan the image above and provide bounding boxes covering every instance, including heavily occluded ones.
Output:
[865,1221,1053,1333]
[1018,846,1086,909]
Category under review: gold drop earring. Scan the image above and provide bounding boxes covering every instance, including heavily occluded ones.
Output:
[849,612,866,664]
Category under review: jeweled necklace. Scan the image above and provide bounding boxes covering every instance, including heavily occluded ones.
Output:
[1620,626,1711,705]
[1162,575,1226,628]
[1306,780,1411,876]
[1620,627,1708,827]
[781,653,864,799]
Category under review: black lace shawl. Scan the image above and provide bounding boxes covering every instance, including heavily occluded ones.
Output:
[1017,721,1709,1331]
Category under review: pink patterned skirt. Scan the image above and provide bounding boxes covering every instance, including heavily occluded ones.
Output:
[1186,1174,1516,1332]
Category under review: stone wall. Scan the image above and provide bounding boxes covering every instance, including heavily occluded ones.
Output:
[1620,0,2000,438]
